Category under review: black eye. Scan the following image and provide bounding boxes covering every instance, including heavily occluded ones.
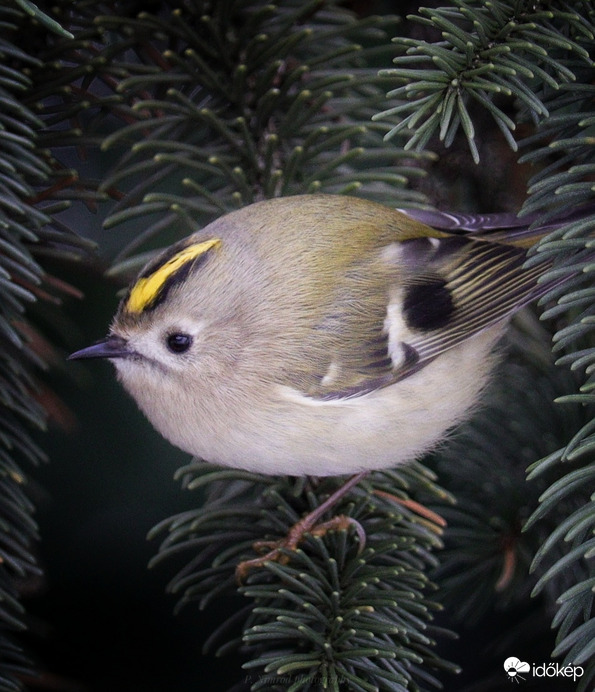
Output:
[166,332,193,354]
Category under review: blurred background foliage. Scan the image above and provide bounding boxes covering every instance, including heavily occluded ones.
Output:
[1,0,593,690]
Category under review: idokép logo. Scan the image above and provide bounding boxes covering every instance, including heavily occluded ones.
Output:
[504,657,584,684]
[504,658,530,683]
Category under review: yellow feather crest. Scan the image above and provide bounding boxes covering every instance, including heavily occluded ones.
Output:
[125,238,221,314]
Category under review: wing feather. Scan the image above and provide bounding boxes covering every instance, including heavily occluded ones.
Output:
[306,234,554,399]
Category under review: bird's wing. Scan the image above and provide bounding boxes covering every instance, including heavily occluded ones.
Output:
[304,234,552,400]
[396,235,550,369]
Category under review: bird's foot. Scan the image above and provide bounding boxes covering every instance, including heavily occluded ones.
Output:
[235,513,365,583]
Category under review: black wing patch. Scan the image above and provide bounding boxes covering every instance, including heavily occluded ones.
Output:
[398,236,550,373]
[402,278,454,331]
[306,234,553,400]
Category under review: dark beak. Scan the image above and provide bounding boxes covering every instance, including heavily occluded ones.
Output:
[68,335,131,361]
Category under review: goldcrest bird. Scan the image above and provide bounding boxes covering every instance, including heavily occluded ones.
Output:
[69,194,581,479]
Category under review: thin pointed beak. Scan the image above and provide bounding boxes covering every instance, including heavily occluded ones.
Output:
[68,335,131,361]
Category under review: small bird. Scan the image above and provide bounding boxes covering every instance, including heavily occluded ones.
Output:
[69,194,585,574]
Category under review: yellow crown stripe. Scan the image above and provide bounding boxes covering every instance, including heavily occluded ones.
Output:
[126,238,221,314]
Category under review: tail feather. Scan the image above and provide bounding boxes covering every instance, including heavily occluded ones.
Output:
[399,203,595,248]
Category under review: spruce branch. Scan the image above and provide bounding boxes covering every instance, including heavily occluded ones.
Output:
[0,4,91,689]
[516,59,595,692]
[27,2,465,687]
[375,0,594,163]
[525,450,595,691]
[423,344,593,689]
[432,353,589,612]
[33,0,428,279]
[0,7,51,687]
[150,463,457,692]
[21,1,595,687]
[373,7,595,680]
[10,0,73,38]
